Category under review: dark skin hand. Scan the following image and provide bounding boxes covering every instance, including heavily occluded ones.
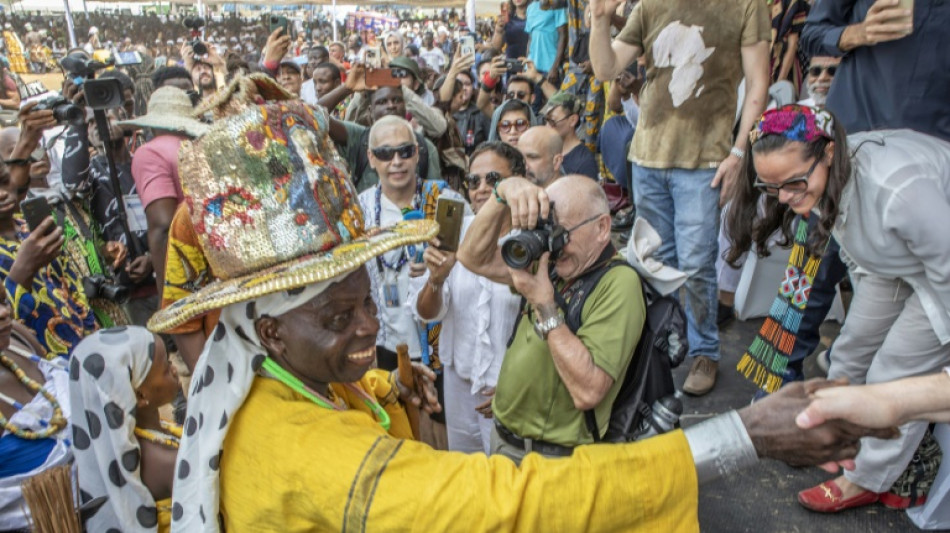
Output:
[8,218,65,290]
[738,379,900,469]
[125,254,153,284]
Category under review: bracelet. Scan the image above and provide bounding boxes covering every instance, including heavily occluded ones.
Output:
[3,157,36,166]
[684,410,759,484]
[729,146,745,159]
[493,182,507,205]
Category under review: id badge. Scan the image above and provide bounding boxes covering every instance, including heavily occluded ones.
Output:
[384,283,400,308]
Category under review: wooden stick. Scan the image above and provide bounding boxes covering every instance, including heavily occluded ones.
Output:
[396,343,421,440]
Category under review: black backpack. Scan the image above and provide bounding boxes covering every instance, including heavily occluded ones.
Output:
[554,259,688,443]
[353,127,430,190]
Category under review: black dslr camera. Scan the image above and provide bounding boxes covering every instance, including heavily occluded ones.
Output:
[500,204,568,269]
[60,53,110,85]
[82,274,131,304]
[33,95,84,126]
[183,16,208,57]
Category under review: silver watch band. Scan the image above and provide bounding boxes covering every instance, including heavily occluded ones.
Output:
[683,410,759,484]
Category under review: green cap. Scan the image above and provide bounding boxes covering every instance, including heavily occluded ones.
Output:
[540,91,581,117]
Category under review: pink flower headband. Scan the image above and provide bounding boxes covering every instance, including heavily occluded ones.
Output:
[749,105,835,145]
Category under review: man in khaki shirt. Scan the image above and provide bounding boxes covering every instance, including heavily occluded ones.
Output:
[589,0,771,396]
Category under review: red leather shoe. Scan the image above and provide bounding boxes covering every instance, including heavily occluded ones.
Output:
[879,492,926,510]
[798,481,881,513]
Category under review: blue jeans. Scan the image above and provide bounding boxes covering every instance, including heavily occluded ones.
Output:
[632,164,721,360]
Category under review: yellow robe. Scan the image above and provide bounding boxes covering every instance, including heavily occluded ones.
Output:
[221,370,699,532]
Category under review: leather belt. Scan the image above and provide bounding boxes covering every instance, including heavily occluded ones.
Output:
[494,421,574,457]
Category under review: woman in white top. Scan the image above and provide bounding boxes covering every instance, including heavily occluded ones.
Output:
[410,141,525,453]
[725,105,950,513]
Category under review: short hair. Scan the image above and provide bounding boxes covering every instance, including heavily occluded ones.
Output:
[99,69,135,94]
[368,115,415,149]
[309,46,329,59]
[151,66,191,88]
[314,62,341,79]
[507,75,535,94]
[470,140,526,177]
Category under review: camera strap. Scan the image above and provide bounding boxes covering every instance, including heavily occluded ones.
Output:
[58,193,108,277]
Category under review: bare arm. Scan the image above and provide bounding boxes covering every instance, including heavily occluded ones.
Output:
[710,40,769,204]
[776,33,798,82]
[456,197,513,285]
[548,24,568,83]
[173,330,207,373]
[589,0,642,81]
[797,373,950,430]
[145,198,178,294]
[540,302,615,409]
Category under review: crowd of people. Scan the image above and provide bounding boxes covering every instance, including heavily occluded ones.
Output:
[0,0,949,530]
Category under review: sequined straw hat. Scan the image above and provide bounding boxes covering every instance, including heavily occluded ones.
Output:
[147,74,437,333]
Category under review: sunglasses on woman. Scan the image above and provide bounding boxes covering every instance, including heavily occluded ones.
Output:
[753,157,821,197]
[499,119,529,132]
[370,143,417,161]
[807,65,837,77]
[463,171,504,190]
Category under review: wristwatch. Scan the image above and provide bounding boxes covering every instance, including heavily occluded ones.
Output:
[534,312,565,340]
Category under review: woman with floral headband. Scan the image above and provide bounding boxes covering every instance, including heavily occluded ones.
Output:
[724,104,950,513]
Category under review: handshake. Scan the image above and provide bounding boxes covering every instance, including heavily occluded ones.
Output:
[737,373,950,471]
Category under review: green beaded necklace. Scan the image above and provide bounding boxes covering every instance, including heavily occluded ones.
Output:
[261,358,391,431]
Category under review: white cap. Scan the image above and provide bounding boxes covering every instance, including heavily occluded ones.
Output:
[88,26,99,35]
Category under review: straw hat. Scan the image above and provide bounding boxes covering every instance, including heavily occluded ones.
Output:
[147,74,437,333]
[118,87,210,138]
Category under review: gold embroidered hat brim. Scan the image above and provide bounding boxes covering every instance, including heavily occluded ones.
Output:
[147,219,438,333]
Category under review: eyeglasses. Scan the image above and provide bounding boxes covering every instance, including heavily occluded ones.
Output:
[463,171,504,190]
[506,90,528,100]
[499,119,529,132]
[371,143,417,161]
[807,65,837,77]
[544,114,572,127]
[564,214,603,235]
[753,157,821,197]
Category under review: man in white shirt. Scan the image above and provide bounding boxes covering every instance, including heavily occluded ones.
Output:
[419,32,447,72]
[356,116,469,371]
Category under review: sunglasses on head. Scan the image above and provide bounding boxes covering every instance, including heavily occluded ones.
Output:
[753,157,821,197]
[499,119,529,132]
[807,65,837,77]
[506,90,528,100]
[463,171,504,190]
[371,143,417,161]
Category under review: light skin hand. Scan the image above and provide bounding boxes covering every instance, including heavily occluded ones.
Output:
[508,252,555,308]
[495,177,550,230]
[103,241,128,269]
[711,155,742,206]
[589,0,625,21]
[423,238,457,284]
[855,0,914,47]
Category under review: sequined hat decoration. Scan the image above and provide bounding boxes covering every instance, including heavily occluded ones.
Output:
[147,74,437,332]
[749,104,835,146]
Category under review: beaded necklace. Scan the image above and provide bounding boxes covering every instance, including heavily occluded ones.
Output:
[261,358,391,431]
[134,420,183,449]
[0,352,67,440]
[374,178,423,273]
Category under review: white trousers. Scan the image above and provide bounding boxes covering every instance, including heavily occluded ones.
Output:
[443,362,494,454]
[829,275,950,492]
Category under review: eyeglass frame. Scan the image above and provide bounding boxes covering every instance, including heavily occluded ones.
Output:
[544,112,574,128]
[807,65,837,77]
[370,142,417,162]
[463,171,505,190]
[753,157,822,197]
[498,118,530,132]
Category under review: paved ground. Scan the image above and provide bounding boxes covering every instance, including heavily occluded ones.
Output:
[682,316,947,532]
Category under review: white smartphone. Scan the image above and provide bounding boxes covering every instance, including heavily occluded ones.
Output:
[460,36,475,57]
[363,46,381,69]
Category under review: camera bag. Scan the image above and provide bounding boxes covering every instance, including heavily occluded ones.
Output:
[553,258,688,443]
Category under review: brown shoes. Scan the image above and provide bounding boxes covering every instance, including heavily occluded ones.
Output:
[682,356,718,396]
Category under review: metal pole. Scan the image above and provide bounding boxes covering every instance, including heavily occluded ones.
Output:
[82,0,89,20]
[63,0,78,49]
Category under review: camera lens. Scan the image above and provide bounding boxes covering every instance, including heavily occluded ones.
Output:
[501,231,547,269]
[100,282,130,304]
[53,102,85,126]
[193,41,208,56]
